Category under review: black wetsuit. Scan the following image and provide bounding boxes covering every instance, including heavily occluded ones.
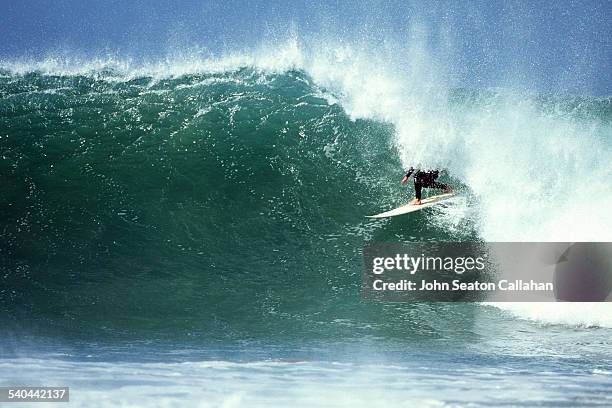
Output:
[404,168,449,200]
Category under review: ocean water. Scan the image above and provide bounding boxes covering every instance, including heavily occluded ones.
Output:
[1,41,612,406]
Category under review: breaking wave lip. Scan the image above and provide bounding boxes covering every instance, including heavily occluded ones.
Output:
[2,38,611,329]
[0,39,307,80]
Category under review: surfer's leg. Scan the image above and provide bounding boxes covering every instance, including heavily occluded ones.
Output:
[413,176,423,203]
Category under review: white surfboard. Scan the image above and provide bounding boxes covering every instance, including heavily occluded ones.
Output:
[367,193,455,218]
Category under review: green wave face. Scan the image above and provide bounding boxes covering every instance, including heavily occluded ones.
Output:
[0,69,447,339]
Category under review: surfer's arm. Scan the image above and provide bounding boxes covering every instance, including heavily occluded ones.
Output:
[401,167,414,184]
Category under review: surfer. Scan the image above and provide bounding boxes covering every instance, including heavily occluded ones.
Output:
[401,168,451,205]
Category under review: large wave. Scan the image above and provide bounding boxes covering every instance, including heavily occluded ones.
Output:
[1,38,611,333]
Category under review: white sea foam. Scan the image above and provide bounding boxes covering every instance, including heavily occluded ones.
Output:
[1,357,604,407]
[489,302,612,328]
